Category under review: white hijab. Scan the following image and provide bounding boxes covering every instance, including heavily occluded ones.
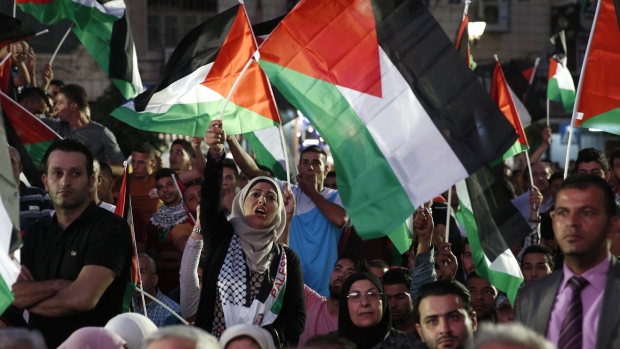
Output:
[228,176,286,273]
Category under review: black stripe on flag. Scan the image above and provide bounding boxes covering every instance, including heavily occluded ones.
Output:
[0,14,36,48]
[465,167,531,261]
[370,0,517,174]
[133,5,240,112]
[108,13,134,86]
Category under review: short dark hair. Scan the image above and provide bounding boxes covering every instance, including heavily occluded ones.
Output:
[155,168,176,182]
[369,259,389,271]
[415,280,473,323]
[222,159,239,180]
[574,147,609,173]
[49,79,64,87]
[300,145,327,163]
[382,267,413,287]
[557,174,616,218]
[42,139,94,177]
[98,161,114,180]
[132,142,156,159]
[548,171,564,184]
[17,87,47,104]
[59,84,88,112]
[171,139,195,159]
[326,171,336,178]
[303,334,357,349]
[520,244,554,270]
[336,251,369,274]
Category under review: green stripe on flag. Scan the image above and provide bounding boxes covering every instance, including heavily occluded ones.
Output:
[387,221,413,254]
[243,130,287,180]
[17,0,120,26]
[0,275,14,314]
[24,140,54,166]
[260,60,414,237]
[270,281,286,315]
[579,106,620,135]
[547,72,575,114]
[112,101,278,137]
[490,140,529,168]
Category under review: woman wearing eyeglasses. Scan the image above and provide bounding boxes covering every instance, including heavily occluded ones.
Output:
[338,273,424,349]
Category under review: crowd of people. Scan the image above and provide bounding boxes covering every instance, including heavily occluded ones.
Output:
[2,40,620,349]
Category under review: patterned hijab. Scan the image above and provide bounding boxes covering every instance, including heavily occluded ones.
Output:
[228,176,286,273]
[338,273,392,349]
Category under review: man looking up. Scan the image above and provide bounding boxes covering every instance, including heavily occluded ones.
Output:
[43,84,126,176]
[298,252,369,347]
[13,139,131,348]
[210,120,349,296]
[515,174,620,348]
[415,280,477,349]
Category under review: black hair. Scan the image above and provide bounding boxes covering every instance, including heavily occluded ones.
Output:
[369,259,389,271]
[155,168,176,182]
[326,171,336,178]
[59,84,88,112]
[42,139,94,177]
[300,145,327,163]
[608,148,620,170]
[415,280,473,323]
[520,244,555,270]
[49,79,64,87]
[98,161,114,180]
[17,87,47,104]
[558,174,616,218]
[548,171,564,184]
[336,251,369,274]
[222,158,239,180]
[303,335,357,349]
[171,139,195,159]
[132,142,156,159]
[574,147,609,173]
[382,267,413,287]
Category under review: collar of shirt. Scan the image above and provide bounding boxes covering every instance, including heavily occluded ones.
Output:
[50,202,102,237]
[559,253,611,294]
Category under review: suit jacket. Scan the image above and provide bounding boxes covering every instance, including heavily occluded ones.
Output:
[515,256,620,349]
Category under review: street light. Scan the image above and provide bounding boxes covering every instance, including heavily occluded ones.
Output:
[468,21,486,44]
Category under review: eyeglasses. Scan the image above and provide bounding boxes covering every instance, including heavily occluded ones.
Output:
[347,291,382,303]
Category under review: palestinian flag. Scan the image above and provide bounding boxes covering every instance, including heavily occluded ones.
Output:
[575,0,620,134]
[455,14,472,69]
[0,14,37,49]
[547,30,576,114]
[490,60,529,166]
[244,126,288,180]
[112,4,280,137]
[0,110,21,315]
[455,167,529,302]
[0,91,61,165]
[17,0,143,99]
[258,0,517,239]
[114,167,140,312]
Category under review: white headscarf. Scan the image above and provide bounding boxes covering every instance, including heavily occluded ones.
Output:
[228,176,286,273]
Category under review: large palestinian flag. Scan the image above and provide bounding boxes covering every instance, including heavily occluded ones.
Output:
[455,167,529,302]
[0,91,61,166]
[575,0,620,134]
[244,126,288,181]
[491,60,529,166]
[112,4,280,137]
[17,0,143,99]
[547,30,576,114]
[259,0,517,238]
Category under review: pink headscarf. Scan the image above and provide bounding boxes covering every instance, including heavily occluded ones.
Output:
[58,327,126,349]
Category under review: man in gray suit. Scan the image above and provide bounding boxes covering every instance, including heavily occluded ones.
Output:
[515,174,620,349]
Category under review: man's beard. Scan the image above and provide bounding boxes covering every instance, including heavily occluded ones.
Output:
[328,283,341,299]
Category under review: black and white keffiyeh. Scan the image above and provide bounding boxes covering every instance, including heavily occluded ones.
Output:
[150,202,188,230]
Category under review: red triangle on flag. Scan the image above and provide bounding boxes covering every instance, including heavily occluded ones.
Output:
[259,0,382,98]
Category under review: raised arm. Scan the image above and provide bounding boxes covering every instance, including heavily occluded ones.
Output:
[226,135,272,179]
[297,174,348,228]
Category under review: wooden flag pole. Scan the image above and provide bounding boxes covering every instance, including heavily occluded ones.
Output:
[563,0,603,178]
[50,26,72,65]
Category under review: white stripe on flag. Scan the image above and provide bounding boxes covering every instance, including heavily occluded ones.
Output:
[336,48,469,207]
[0,198,20,294]
[128,63,223,114]
[73,0,125,18]
[553,64,576,92]
[253,126,286,170]
[508,85,531,127]
[486,249,523,278]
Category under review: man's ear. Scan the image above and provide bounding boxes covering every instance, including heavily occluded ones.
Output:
[415,324,424,343]
[153,274,159,287]
[470,310,478,331]
[41,174,48,192]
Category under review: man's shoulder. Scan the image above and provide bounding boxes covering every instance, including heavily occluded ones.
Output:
[519,270,563,301]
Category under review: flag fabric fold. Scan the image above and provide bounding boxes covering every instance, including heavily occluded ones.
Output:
[455,167,529,303]
[258,0,517,239]
[111,4,280,137]
[0,91,62,165]
[244,126,287,180]
[547,30,576,114]
[575,0,620,134]
[491,60,530,166]
[17,0,142,99]
[114,167,140,312]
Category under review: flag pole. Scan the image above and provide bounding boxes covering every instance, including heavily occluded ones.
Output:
[546,98,550,127]
[278,124,291,185]
[563,0,603,179]
[13,0,16,17]
[529,57,540,86]
[445,186,452,245]
[50,26,72,65]
[134,288,189,325]
[463,0,471,19]
[171,173,196,224]
[0,53,12,68]
[122,161,148,316]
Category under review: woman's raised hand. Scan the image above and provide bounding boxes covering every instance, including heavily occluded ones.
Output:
[205,120,226,156]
